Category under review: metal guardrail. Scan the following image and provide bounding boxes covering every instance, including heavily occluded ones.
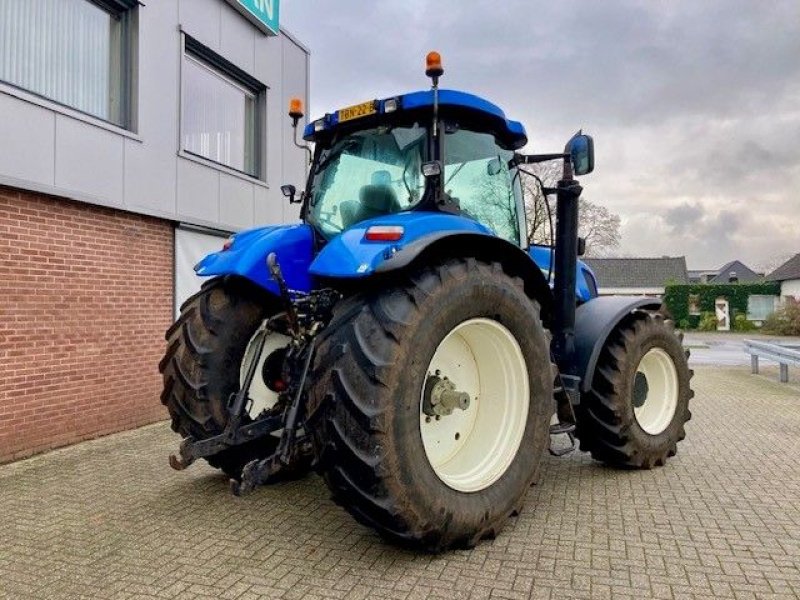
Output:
[744,339,800,383]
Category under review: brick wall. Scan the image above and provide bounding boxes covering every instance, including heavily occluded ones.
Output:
[0,187,174,462]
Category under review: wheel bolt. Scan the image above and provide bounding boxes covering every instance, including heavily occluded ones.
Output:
[425,416,431,423]
[435,415,441,421]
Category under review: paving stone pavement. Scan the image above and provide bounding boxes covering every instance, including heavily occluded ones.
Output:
[1,367,799,600]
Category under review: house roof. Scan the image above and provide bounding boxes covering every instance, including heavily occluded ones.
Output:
[766,253,800,282]
[707,260,762,283]
[583,257,689,288]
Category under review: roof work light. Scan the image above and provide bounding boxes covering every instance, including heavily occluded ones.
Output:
[289,97,305,125]
[425,51,444,78]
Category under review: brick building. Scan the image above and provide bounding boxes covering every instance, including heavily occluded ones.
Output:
[0,0,309,462]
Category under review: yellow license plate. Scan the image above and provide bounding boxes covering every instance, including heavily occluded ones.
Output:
[338,100,377,123]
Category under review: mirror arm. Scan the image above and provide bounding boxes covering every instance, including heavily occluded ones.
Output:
[292,123,313,165]
[514,152,568,165]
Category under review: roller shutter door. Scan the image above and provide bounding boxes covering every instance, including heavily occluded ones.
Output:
[174,226,231,319]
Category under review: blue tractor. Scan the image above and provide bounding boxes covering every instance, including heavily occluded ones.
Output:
[161,53,692,551]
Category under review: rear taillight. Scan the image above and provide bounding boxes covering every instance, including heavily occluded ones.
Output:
[365,226,404,242]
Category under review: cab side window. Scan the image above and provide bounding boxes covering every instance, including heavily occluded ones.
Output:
[443,127,520,244]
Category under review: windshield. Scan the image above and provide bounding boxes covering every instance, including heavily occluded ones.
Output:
[307,124,427,238]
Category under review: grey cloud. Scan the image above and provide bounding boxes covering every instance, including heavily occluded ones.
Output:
[282,1,800,267]
[665,203,704,233]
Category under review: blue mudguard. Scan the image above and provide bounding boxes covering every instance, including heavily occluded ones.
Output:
[529,245,599,303]
[194,224,315,296]
[309,212,493,278]
[193,212,599,305]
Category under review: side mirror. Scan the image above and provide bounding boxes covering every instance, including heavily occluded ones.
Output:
[567,132,594,176]
[577,236,587,257]
[486,157,503,176]
[281,184,297,203]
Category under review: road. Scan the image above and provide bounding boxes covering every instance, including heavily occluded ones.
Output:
[1,367,799,599]
[684,331,800,367]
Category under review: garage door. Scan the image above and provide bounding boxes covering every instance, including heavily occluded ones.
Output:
[174,226,231,319]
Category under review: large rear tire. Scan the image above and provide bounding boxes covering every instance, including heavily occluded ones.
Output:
[307,259,552,551]
[159,277,311,480]
[575,310,693,468]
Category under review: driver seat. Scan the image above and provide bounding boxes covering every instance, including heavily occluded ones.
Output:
[354,184,401,223]
[341,171,401,227]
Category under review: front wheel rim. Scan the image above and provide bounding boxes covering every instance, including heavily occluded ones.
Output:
[420,318,529,493]
[633,347,679,435]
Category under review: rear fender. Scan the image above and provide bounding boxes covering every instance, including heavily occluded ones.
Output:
[194,224,315,296]
[310,212,554,321]
[575,296,663,393]
[309,212,490,277]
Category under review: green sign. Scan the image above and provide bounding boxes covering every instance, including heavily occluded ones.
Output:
[230,0,280,36]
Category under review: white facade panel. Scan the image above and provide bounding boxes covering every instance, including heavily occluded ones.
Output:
[280,35,310,223]
[220,2,257,74]
[123,0,180,215]
[55,116,124,205]
[0,94,55,187]
[178,0,222,52]
[782,279,800,300]
[219,172,255,229]
[0,1,309,233]
[254,184,285,224]
[177,158,220,222]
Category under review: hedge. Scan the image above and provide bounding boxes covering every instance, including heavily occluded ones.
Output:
[663,282,781,329]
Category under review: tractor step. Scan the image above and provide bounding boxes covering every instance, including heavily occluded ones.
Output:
[549,368,578,457]
[548,428,576,457]
[549,422,575,436]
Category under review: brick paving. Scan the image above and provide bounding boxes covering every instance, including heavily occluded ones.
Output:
[1,367,798,599]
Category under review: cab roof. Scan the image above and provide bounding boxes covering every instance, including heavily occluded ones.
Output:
[303,89,528,150]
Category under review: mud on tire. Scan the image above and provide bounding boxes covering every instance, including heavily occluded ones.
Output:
[307,259,553,552]
[575,310,693,468]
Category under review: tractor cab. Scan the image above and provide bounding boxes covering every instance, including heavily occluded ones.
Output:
[292,60,529,246]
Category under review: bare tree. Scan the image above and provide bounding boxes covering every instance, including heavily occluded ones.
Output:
[520,162,561,246]
[521,168,621,256]
[756,252,795,276]
[577,200,621,256]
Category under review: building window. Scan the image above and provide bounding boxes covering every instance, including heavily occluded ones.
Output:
[0,0,137,128]
[181,37,264,179]
[747,295,777,322]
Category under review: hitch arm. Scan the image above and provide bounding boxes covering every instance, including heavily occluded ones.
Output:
[268,253,300,335]
[231,338,317,496]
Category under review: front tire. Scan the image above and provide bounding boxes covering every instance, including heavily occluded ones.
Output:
[575,310,693,468]
[308,259,552,551]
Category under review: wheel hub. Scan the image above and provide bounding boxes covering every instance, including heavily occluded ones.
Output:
[632,371,649,408]
[422,372,471,417]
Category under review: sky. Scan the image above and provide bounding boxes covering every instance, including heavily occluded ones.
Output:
[281,1,800,271]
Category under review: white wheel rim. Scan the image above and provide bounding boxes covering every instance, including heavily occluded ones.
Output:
[633,348,679,435]
[240,326,291,422]
[420,318,529,493]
